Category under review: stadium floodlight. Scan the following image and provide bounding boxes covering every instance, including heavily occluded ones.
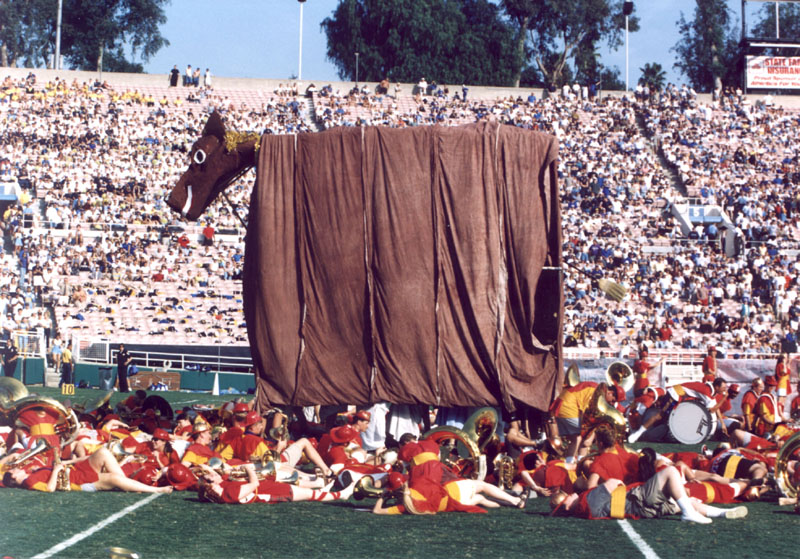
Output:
[298,0,307,81]
[623,1,634,16]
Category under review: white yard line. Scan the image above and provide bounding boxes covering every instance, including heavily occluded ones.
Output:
[617,519,662,559]
[31,493,162,559]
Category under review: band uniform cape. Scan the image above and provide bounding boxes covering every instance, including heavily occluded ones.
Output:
[167,114,563,413]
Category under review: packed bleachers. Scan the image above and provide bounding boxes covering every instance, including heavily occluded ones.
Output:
[1,70,798,358]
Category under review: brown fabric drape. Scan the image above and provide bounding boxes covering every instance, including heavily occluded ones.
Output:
[247,122,561,413]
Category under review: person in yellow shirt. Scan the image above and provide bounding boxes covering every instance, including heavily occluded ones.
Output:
[60,342,74,388]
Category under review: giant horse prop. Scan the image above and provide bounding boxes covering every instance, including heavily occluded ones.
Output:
[167,113,563,414]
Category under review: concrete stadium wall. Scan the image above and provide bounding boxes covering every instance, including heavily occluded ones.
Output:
[72,362,254,393]
[7,65,800,108]
[1,357,45,385]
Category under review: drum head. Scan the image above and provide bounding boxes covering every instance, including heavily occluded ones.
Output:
[668,400,714,445]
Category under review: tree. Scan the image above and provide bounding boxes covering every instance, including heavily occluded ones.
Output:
[321,0,518,86]
[0,0,58,68]
[639,62,666,90]
[502,0,639,90]
[750,2,800,56]
[501,0,542,87]
[673,0,740,93]
[61,0,169,72]
[0,0,169,72]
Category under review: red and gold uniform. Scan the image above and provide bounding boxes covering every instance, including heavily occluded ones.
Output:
[16,407,62,449]
[217,478,294,504]
[633,358,654,396]
[754,392,783,437]
[588,444,640,485]
[741,388,760,431]
[229,433,270,462]
[702,354,717,382]
[530,459,577,493]
[663,451,706,471]
[182,443,223,466]
[776,360,791,397]
[684,480,739,504]
[553,382,598,419]
[22,460,100,492]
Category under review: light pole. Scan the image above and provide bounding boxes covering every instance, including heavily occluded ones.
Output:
[54,0,63,69]
[355,52,360,85]
[623,1,634,92]
[298,0,306,81]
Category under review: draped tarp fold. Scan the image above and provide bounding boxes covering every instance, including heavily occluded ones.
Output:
[245,122,561,412]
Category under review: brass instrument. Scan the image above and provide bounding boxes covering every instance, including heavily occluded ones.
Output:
[605,362,635,393]
[268,408,289,441]
[6,438,50,468]
[106,440,149,465]
[565,363,581,388]
[422,426,486,481]
[493,453,516,490]
[6,395,80,446]
[78,390,113,415]
[54,450,70,491]
[581,382,628,442]
[353,475,385,500]
[462,407,499,451]
[0,377,29,411]
[775,430,800,500]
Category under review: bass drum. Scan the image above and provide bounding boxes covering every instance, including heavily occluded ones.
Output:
[667,399,717,445]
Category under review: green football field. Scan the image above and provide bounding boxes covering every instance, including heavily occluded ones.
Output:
[1,388,797,559]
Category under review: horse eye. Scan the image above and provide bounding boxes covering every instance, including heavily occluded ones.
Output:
[193,149,207,165]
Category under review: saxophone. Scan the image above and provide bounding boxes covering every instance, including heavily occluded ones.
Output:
[54,452,71,491]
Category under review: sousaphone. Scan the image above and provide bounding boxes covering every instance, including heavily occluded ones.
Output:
[565,363,581,388]
[78,390,114,415]
[7,395,80,446]
[422,426,486,481]
[775,430,800,500]
[0,377,29,418]
[462,407,499,451]
[606,361,635,393]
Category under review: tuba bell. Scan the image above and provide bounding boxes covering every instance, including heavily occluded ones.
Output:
[565,363,581,388]
[606,361,635,393]
[0,377,29,411]
[462,407,499,451]
[581,382,628,442]
[422,426,487,481]
[6,395,80,447]
[775,430,800,500]
[352,475,385,500]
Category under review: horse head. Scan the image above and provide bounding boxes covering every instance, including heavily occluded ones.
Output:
[166,112,259,221]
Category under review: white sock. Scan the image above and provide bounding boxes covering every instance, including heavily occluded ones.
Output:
[677,496,712,523]
[704,506,727,518]
[628,426,646,443]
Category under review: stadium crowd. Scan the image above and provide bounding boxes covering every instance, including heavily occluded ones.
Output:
[1,72,799,358]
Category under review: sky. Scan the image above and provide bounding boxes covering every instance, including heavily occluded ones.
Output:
[142,0,749,88]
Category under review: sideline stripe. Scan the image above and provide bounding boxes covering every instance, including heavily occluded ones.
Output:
[31,493,162,559]
[617,519,662,559]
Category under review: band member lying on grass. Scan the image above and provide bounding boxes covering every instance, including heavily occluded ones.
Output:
[549,464,747,524]
[2,447,173,494]
[372,479,529,515]
[196,463,355,504]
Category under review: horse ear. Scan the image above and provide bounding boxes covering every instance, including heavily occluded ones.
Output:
[202,112,226,143]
